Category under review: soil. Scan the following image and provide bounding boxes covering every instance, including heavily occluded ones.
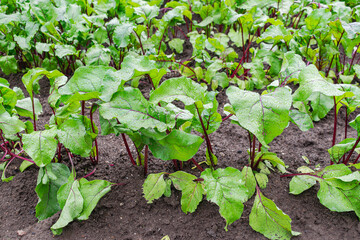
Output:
[1,71,360,240]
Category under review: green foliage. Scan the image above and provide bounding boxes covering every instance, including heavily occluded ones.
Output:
[250,187,300,240]
[2,0,360,238]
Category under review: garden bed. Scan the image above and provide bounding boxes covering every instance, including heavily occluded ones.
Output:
[1,72,359,240]
[1,1,360,239]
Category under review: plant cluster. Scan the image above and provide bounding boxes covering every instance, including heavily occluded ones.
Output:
[1,0,360,239]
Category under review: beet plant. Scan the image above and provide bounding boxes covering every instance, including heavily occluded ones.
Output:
[143,74,300,239]
[281,64,360,219]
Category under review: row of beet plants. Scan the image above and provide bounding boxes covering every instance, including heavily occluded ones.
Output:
[2,0,360,92]
[1,52,360,238]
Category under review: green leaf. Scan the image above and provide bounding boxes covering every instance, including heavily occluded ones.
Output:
[317,181,360,217]
[15,97,43,120]
[99,87,174,132]
[293,65,344,102]
[120,54,156,79]
[308,93,334,121]
[250,188,299,240]
[51,180,83,235]
[320,164,360,190]
[149,77,206,106]
[205,148,218,166]
[23,129,58,167]
[113,23,134,48]
[35,163,70,221]
[77,179,112,220]
[0,82,17,110]
[320,164,352,179]
[57,117,92,157]
[164,179,172,197]
[227,87,292,148]
[0,56,17,75]
[1,167,14,182]
[241,166,256,200]
[304,8,331,32]
[349,114,360,136]
[289,168,317,195]
[169,171,204,213]
[328,138,356,163]
[17,33,32,45]
[0,110,25,135]
[255,172,268,189]
[143,172,167,203]
[229,28,249,48]
[22,68,62,98]
[85,45,111,66]
[55,45,77,58]
[257,25,292,44]
[148,130,203,161]
[201,167,248,230]
[59,66,115,98]
[0,161,6,171]
[169,38,184,54]
[289,109,313,131]
[280,52,306,81]
[19,161,34,172]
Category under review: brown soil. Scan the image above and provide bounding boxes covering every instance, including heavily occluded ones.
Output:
[1,71,360,240]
